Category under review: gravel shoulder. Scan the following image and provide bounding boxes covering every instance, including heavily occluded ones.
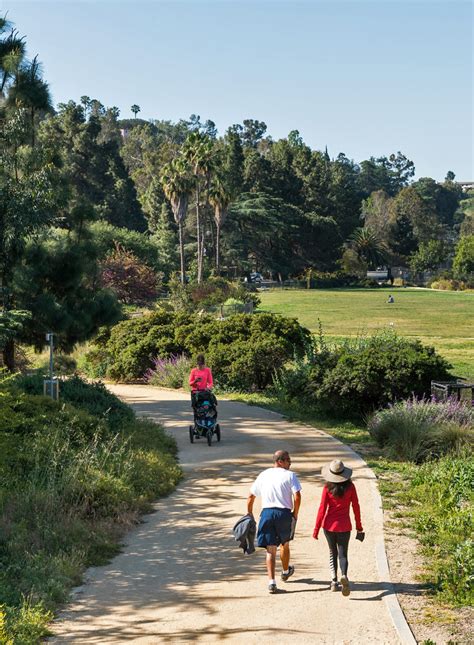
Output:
[50,386,412,644]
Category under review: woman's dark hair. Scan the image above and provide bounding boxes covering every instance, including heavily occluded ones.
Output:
[196,354,205,366]
[326,479,351,498]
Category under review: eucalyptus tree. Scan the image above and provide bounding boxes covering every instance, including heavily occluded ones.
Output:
[160,157,193,283]
[183,131,215,282]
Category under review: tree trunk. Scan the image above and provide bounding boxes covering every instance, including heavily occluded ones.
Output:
[178,221,186,284]
[216,222,221,275]
[2,338,15,372]
[196,185,202,283]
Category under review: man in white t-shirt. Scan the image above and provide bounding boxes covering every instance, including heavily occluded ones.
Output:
[247,450,302,594]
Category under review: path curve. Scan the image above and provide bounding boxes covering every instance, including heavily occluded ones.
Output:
[51,386,414,645]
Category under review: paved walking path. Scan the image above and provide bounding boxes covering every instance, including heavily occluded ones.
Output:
[51,386,411,644]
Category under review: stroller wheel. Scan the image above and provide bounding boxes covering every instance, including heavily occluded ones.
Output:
[206,429,213,446]
[215,424,221,442]
[189,425,194,444]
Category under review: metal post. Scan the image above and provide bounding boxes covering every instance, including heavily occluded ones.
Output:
[49,333,54,388]
[45,332,55,400]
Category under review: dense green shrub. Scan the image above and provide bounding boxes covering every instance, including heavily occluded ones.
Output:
[453,234,474,278]
[313,333,452,415]
[406,452,474,605]
[207,338,288,391]
[89,221,162,270]
[368,398,474,462]
[83,308,310,389]
[298,271,382,289]
[273,331,452,417]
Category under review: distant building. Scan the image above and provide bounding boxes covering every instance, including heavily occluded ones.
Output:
[459,181,474,192]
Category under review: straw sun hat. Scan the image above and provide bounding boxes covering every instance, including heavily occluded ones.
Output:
[321,459,352,483]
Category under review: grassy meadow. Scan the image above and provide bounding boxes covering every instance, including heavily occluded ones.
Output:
[258,287,474,380]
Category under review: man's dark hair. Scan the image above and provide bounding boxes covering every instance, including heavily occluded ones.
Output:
[326,480,351,498]
[273,450,289,463]
[197,354,205,366]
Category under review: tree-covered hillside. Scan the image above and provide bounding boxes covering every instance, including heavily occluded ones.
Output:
[1,13,472,371]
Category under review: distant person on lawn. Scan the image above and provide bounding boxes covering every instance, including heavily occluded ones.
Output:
[313,459,364,597]
[189,354,215,409]
[247,450,302,594]
[387,294,394,303]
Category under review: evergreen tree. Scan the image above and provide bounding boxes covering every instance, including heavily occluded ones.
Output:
[151,203,179,277]
[39,101,146,233]
[13,230,121,351]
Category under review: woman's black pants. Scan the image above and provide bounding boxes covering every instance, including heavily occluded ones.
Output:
[323,529,350,580]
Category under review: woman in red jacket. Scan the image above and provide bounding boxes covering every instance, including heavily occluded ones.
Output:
[313,459,363,596]
[189,354,215,409]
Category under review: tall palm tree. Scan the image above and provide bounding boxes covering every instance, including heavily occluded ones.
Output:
[131,104,140,118]
[348,227,388,269]
[209,176,232,275]
[160,158,193,283]
[183,131,215,283]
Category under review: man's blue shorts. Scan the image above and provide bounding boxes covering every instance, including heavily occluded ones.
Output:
[257,507,292,547]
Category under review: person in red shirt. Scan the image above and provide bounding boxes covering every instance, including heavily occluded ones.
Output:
[313,459,363,596]
[189,354,215,409]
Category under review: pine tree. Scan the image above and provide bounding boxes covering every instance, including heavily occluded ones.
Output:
[151,203,179,277]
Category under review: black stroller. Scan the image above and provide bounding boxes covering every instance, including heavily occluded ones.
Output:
[189,390,221,446]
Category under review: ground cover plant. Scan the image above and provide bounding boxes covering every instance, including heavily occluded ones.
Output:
[404,451,473,606]
[258,288,474,380]
[0,375,181,643]
[368,398,474,462]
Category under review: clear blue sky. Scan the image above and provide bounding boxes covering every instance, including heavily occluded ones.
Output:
[4,0,473,180]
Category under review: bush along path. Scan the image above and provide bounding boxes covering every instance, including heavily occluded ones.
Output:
[50,385,414,645]
[0,376,182,644]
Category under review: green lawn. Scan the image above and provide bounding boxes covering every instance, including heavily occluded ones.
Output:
[258,287,474,380]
